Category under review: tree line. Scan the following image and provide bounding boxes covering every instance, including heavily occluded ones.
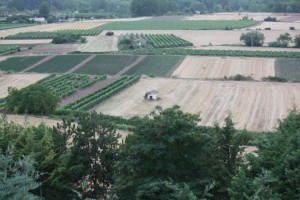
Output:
[1,105,299,199]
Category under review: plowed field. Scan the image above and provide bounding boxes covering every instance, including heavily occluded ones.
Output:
[93,78,300,132]
[172,56,275,80]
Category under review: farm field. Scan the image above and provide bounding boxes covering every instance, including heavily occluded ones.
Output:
[125,55,184,77]
[0,45,20,54]
[0,73,48,98]
[172,56,275,80]
[0,56,46,72]
[0,39,52,45]
[75,55,139,75]
[0,23,34,30]
[15,44,80,55]
[110,30,300,47]
[93,77,300,132]
[252,22,300,30]
[100,20,258,30]
[275,58,300,81]
[29,55,90,73]
[77,36,118,52]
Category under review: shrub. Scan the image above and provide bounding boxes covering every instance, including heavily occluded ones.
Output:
[290,26,295,30]
[52,33,82,44]
[240,31,265,47]
[268,41,281,47]
[228,74,253,81]
[264,16,277,22]
[262,76,287,82]
[264,27,271,30]
[294,34,300,48]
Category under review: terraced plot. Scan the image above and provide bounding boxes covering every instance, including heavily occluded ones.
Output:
[94,78,300,132]
[76,55,139,75]
[29,55,90,73]
[125,55,184,77]
[0,73,48,98]
[0,56,46,72]
[275,58,300,81]
[172,56,275,80]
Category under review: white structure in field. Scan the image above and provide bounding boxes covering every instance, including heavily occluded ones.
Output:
[29,17,46,23]
[145,90,159,100]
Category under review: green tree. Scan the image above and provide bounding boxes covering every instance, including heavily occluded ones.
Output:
[5,84,59,115]
[67,112,120,199]
[114,106,215,199]
[39,2,50,19]
[240,31,265,47]
[0,145,41,200]
[294,34,300,48]
[229,110,300,199]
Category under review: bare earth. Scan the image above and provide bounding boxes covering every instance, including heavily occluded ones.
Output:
[190,45,300,52]
[77,36,118,52]
[94,78,300,132]
[0,73,48,98]
[172,56,275,80]
[111,30,300,48]
[0,40,52,45]
[252,22,300,30]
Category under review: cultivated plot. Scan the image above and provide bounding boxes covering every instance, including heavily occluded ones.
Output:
[94,78,300,132]
[172,56,275,80]
[275,58,300,81]
[29,55,90,73]
[76,55,139,75]
[77,36,118,52]
[252,22,300,30]
[0,73,48,98]
[0,56,46,72]
[125,55,184,77]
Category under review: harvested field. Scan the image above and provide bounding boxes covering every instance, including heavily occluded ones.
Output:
[76,55,139,75]
[15,44,80,56]
[0,73,48,98]
[0,39,51,45]
[29,55,90,73]
[275,58,300,81]
[172,56,275,80]
[77,36,118,52]
[125,55,184,77]
[94,78,300,132]
[252,22,300,30]
[6,114,61,127]
[110,30,300,47]
[0,56,46,72]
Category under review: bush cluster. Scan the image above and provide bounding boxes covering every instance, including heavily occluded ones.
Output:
[52,33,84,44]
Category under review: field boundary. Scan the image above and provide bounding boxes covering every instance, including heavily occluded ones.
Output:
[115,55,146,76]
[67,55,96,73]
[21,56,55,72]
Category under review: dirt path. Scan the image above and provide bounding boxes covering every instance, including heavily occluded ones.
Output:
[115,55,146,76]
[67,55,96,73]
[21,56,54,72]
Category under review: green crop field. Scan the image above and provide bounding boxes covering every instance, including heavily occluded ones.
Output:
[29,55,90,73]
[5,26,103,40]
[100,20,258,30]
[76,55,139,75]
[125,55,184,77]
[0,45,20,55]
[125,49,300,58]
[275,58,300,81]
[0,56,46,72]
[0,23,34,30]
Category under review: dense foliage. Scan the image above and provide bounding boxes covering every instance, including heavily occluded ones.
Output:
[240,31,265,47]
[0,45,20,55]
[52,33,83,44]
[5,84,59,114]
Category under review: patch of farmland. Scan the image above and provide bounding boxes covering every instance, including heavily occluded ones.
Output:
[77,36,118,52]
[29,55,90,73]
[0,39,52,45]
[275,58,300,81]
[15,44,80,56]
[252,22,300,30]
[75,55,139,75]
[93,78,300,132]
[111,30,300,47]
[0,56,46,72]
[0,23,34,30]
[125,55,184,77]
[100,20,258,30]
[172,56,275,80]
[0,73,48,98]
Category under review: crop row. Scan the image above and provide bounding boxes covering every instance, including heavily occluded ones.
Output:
[64,75,140,111]
[5,26,103,40]
[0,23,34,30]
[38,73,106,99]
[0,45,20,54]
[126,49,300,58]
[143,34,193,48]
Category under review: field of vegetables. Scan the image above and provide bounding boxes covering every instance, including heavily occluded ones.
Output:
[0,45,20,55]
[0,23,34,30]
[37,73,106,99]
[0,56,46,72]
[4,26,103,40]
[127,49,300,58]
[63,75,140,111]
[29,55,90,73]
[275,58,300,81]
[100,20,258,30]
[125,55,184,77]
[75,55,139,75]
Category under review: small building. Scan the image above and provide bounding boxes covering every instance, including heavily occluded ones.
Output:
[145,90,159,100]
[29,17,46,23]
[133,38,147,49]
